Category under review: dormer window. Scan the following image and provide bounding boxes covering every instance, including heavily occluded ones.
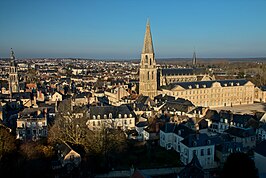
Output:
[97,115,100,119]
[92,115,96,120]
[109,113,112,119]
[124,114,127,118]
[178,130,181,135]
[231,82,234,86]
[104,114,107,119]
[195,84,199,88]
[118,114,122,118]
[193,141,197,147]
[129,114,132,118]
[224,83,227,87]
[236,83,240,86]
[207,140,211,145]
[189,85,192,89]
[203,85,206,88]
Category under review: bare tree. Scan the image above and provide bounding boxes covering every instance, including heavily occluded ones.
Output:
[0,126,16,161]
[48,100,126,155]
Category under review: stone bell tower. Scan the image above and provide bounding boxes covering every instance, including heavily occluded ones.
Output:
[139,19,157,99]
[9,48,19,95]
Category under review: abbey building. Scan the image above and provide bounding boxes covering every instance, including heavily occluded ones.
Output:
[138,21,255,108]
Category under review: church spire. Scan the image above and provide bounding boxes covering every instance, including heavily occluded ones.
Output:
[142,19,154,54]
[10,48,15,60]
[192,50,197,66]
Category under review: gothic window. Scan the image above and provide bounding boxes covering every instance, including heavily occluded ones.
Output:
[145,55,148,63]
[150,58,152,65]
[147,71,150,80]
[152,71,154,80]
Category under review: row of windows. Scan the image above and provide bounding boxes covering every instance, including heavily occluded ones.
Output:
[174,87,249,96]
[92,113,132,119]
[193,148,212,156]
[91,119,133,126]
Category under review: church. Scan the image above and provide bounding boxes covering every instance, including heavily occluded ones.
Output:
[138,20,255,107]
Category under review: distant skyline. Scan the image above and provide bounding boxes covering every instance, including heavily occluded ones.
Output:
[0,0,266,59]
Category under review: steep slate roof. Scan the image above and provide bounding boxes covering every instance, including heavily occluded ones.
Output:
[162,101,191,113]
[154,94,175,102]
[173,124,196,138]
[162,98,194,113]
[181,133,214,147]
[88,105,135,119]
[204,110,220,122]
[161,68,194,76]
[260,86,266,91]
[161,68,206,76]
[224,127,255,138]
[136,95,155,106]
[12,92,32,99]
[0,80,8,89]
[136,121,148,128]
[216,141,243,154]
[163,79,249,90]
[178,154,204,178]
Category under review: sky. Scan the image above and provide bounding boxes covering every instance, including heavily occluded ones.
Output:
[0,0,266,59]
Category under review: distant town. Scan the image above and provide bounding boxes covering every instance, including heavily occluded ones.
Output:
[1,21,266,178]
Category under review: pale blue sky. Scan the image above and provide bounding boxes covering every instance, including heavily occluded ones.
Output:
[0,0,266,59]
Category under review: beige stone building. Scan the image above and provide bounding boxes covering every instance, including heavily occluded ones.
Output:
[139,20,157,99]
[160,79,254,108]
[104,86,130,106]
[254,86,266,102]
[86,105,135,131]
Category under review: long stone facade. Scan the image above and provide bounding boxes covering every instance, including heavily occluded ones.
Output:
[160,79,254,108]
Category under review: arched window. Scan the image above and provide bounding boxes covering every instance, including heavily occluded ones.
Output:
[97,115,100,119]
[109,113,112,119]
[124,114,127,118]
[150,58,152,65]
[147,71,150,80]
[152,71,154,80]
[145,55,148,63]
[118,114,122,118]
[92,115,96,119]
